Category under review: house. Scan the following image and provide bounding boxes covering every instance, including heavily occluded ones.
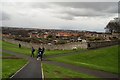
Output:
[56,32,79,38]
[112,33,120,39]
[29,33,38,38]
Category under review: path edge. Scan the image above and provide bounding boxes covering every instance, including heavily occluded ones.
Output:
[41,62,44,80]
[10,61,29,78]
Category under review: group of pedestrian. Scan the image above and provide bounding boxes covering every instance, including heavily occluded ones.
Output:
[18,43,45,61]
[31,46,45,61]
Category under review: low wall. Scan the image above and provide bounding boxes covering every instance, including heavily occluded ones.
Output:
[2,38,119,50]
[87,41,119,49]
[2,38,87,50]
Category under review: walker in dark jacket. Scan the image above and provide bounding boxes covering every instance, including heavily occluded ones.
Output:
[31,47,35,57]
[41,47,45,58]
[37,47,42,60]
[19,43,21,48]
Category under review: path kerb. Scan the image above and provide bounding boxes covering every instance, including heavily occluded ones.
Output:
[41,62,44,80]
[10,61,29,78]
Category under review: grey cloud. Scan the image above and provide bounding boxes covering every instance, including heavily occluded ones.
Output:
[118,1,120,17]
[56,7,111,20]
[52,2,118,13]
[30,2,118,20]
[51,2,118,20]
[31,2,52,9]
[0,11,10,21]
[61,8,106,17]
[57,14,74,20]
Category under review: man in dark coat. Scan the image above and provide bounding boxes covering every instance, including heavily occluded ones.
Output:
[19,43,21,48]
[37,47,42,60]
[31,47,35,57]
[41,47,45,60]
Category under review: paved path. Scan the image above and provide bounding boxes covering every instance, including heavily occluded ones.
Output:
[3,50,42,79]
[3,49,119,79]
[43,60,118,79]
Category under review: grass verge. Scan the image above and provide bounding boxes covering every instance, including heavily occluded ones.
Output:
[49,45,119,74]
[2,41,85,57]
[2,59,27,78]
[42,63,96,78]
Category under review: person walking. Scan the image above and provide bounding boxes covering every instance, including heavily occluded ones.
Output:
[37,47,42,60]
[31,47,35,57]
[19,43,21,48]
[41,47,45,60]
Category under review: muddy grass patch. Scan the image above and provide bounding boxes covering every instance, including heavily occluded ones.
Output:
[2,56,22,59]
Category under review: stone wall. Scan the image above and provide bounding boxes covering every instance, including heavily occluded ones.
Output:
[87,41,119,49]
[2,38,119,50]
[2,38,87,50]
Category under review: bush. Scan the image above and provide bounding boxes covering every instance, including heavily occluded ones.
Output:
[56,40,66,44]
[87,37,104,41]
[14,37,42,43]
[14,38,31,42]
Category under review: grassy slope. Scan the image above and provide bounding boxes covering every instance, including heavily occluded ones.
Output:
[0,40,2,49]
[43,63,96,78]
[49,45,119,74]
[0,40,1,80]
[45,49,84,56]
[2,41,32,56]
[2,59,27,78]
[2,52,13,57]
[2,41,84,57]
[2,41,27,78]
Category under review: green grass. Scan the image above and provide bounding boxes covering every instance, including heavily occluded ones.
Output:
[0,40,2,78]
[0,40,2,49]
[2,52,13,57]
[2,41,32,56]
[49,45,119,74]
[0,59,2,79]
[42,63,96,78]
[45,49,84,56]
[2,41,85,57]
[2,59,27,78]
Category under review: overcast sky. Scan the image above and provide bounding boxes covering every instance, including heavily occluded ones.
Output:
[0,0,119,32]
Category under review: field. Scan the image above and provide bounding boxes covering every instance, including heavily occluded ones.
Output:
[0,40,2,79]
[2,41,84,56]
[2,40,119,78]
[2,52,14,56]
[42,63,96,78]
[2,59,27,78]
[2,41,86,78]
[2,47,27,78]
[49,45,119,74]
[2,41,31,56]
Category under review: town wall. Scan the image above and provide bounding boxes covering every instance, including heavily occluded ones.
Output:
[2,38,87,50]
[87,41,119,49]
[2,38,119,50]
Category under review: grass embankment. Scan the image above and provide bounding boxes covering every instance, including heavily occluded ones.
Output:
[0,40,2,49]
[2,52,13,57]
[2,59,27,78]
[0,40,2,79]
[2,41,84,56]
[2,49,27,78]
[43,63,96,78]
[2,41,32,56]
[49,45,119,74]
[45,48,85,56]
